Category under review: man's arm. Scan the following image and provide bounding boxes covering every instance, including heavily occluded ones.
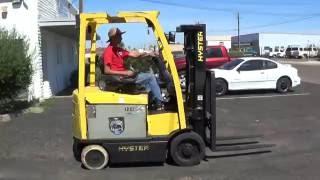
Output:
[104,65,134,76]
[128,51,156,58]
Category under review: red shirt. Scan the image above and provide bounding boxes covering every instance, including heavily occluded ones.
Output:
[103,44,129,71]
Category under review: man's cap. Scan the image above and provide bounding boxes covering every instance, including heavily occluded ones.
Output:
[107,27,126,42]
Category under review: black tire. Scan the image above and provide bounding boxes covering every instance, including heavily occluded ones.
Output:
[276,77,292,93]
[169,132,205,166]
[215,79,228,96]
[81,145,109,170]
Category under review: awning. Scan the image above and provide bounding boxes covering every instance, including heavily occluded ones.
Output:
[39,18,77,39]
[39,18,101,40]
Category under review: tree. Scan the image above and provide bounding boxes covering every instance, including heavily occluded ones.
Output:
[0,28,33,104]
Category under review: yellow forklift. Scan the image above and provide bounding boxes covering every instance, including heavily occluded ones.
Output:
[72,11,270,170]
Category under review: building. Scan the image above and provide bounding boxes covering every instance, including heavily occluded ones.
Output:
[0,0,78,100]
[207,35,232,50]
[232,33,320,55]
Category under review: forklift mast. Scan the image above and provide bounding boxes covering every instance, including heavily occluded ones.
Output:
[177,24,216,150]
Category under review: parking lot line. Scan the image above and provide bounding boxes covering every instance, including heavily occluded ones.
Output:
[217,93,310,100]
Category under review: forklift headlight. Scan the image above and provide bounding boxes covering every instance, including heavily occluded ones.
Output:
[86,105,96,119]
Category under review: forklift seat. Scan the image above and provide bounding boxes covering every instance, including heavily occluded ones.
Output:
[96,57,146,94]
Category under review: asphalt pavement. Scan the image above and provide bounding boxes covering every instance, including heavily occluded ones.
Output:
[1,66,320,180]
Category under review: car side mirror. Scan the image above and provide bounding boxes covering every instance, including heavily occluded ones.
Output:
[237,69,241,73]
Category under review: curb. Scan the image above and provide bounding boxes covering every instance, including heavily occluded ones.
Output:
[0,106,44,123]
[0,114,11,123]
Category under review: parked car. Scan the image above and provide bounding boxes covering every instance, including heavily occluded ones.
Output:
[286,46,304,58]
[262,46,271,57]
[302,47,318,58]
[277,46,286,57]
[175,45,231,89]
[269,46,286,58]
[211,57,301,96]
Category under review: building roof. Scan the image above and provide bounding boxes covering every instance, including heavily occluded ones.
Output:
[39,18,77,39]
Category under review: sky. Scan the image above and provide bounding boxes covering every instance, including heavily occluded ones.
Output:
[79,0,320,48]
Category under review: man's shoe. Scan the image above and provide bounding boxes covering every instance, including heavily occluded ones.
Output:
[155,102,164,111]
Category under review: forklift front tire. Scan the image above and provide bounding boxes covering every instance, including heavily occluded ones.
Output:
[81,145,109,170]
[170,132,205,166]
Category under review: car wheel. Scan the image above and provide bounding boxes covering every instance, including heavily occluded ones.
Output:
[215,79,228,96]
[276,77,292,93]
[169,132,205,166]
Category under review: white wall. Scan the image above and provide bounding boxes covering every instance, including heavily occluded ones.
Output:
[0,0,43,100]
[41,30,77,98]
[207,35,232,50]
[259,33,320,49]
[39,0,77,19]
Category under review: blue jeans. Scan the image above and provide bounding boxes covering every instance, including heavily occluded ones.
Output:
[136,73,162,104]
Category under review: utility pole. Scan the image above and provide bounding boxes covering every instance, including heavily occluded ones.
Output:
[79,0,83,13]
[237,12,240,52]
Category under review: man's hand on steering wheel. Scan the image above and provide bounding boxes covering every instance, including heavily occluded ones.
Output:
[125,70,136,77]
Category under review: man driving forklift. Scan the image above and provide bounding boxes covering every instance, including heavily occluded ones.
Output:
[103,27,164,109]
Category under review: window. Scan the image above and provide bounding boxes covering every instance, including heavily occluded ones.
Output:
[292,48,298,51]
[219,59,244,70]
[207,48,223,58]
[286,48,291,51]
[238,60,263,71]
[313,48,317,51]
[299,48,303,51]
[264,60,278,69]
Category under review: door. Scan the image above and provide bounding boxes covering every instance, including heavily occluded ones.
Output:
[263,60,279,89]
[232,60,267,90]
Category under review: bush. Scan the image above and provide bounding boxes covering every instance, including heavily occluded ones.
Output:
[228,50,244,58]
[0,28,33,104]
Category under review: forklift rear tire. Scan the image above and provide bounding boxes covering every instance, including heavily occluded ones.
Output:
[169,132,205,166]
[81,145,109,170]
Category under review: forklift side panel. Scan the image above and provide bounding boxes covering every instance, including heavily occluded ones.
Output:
[87,104,147,139]
[147,113,180,136]
[72,90,88,139]
[102,141,167,163]
[72,90,81,139]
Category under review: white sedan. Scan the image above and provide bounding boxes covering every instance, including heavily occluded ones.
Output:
[211,57,301,96]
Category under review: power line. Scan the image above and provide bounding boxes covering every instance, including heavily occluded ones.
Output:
[207,15,320,33]
[139,0,320,17]
[197,0,316,7]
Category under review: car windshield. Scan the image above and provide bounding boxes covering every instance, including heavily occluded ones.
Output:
[219,59,244,70]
